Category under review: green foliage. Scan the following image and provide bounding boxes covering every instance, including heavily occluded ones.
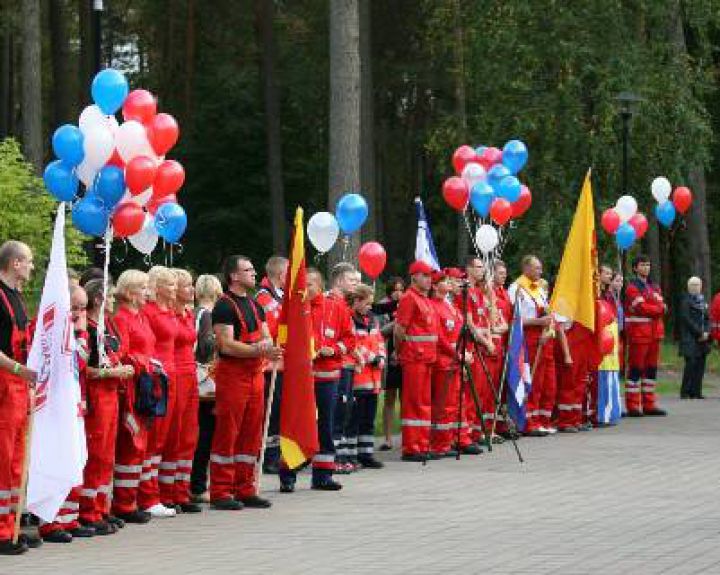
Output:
[0,138,87,306]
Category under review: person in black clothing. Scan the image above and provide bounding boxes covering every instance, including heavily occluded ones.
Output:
[378,277,405,451]
[679,276,711,399]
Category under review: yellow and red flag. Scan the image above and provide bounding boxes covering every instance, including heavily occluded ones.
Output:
[277,207,319,469]
[550,169,599,331]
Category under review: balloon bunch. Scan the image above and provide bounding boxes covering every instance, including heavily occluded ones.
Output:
[650,177,693,228]
[43,68,187,255]
[597,300,616,356]
[441,140,532,255]
[306,192,369,254]
[600,195,648,251]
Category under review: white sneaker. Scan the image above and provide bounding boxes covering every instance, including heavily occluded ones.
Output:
[145,503,176,518]
[545,426,558,435]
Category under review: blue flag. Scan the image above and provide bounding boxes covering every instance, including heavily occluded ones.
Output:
[506,299,532,432]
[414,197,440,270]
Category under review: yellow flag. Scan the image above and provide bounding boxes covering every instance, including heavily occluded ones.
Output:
[549,170,598,331]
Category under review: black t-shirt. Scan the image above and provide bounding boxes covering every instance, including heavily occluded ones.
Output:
[212,292,266,354]
[88,320,121,368]
[0,279,28,359]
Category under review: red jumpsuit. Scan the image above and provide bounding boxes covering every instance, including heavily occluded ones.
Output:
[162,308,198,505]
[396,287,438,456]
[624,278,665,414]
[430,297,462,453]
[112,306,155,516]
[709,292,720,343]
[209,293,266,501]
[493,285,513,433]
[555,322,595,429]
[79,317,124,524]
[0,284,29,543]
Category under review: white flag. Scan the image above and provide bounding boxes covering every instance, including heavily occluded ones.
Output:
[414,197,440,270]
[26,203,87,522]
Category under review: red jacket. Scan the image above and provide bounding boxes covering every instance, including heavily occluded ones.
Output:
[142,301,178,376]
[494,286,512,325]
[310,292,355,382]
[114,306,156,374]
[351,312,385,393]
[174,308,197,376]
[432,297,461,371]
[710,292,720,342]
[255,277,283,341]
[624,278,665,342]
[396,286,438,364]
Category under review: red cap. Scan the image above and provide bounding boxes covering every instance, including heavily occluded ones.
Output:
[408,260,434,276]
[431,270,447,284]
[444,267,464,279]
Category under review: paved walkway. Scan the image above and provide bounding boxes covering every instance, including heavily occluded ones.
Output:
[4,397,720,575]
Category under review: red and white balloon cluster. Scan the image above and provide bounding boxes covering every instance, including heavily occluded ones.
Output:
[600,195,648,251]
[650,176,692,229]
[43,68,187,255]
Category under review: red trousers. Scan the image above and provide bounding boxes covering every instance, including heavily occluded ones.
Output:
[584,371,598,425]
[39,488,81,535]
[209,361,264,500]
[112,391,149,515]
[525,335,556,431]
[0,373,28,541]
[430,368,460,453]
[555,338,594,429]
[400,362,432,456]
[80,380,119,523]
[138,374,176,509]
[160,371,199,504]
[626,339,660,413]
[466,359,492,442]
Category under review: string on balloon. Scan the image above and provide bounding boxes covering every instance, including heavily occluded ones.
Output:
[341,235,350,262]
[462,210,481,257]
[113,238,129,264]
[96,225,113,368]
[143,253,153,268]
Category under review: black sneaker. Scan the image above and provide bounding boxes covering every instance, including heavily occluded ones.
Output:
[461,444,483,455]
[18,533,42,548]
[106,515,125,529]
[239,495,272,509]
[358,457,384,469]
[42,530,73,543]
[262,462,279,475]
[211,498,244,511]
[84,521,116,536]
[69,526,95,538]
[443,449,460,458]
[644,408,667,416]
[311,479,343,491]
[401,453,428,462]
[378,443,392,451]
[626,410,644,417]
[279,482,295,493]
[0,539,28,555]
[115,510,151,524]
[179,503,203,513]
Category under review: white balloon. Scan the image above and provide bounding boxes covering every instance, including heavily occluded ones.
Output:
[615,195,638,223]
[307,211,340,253]
[76,159,98,187]
[83,123,114,169]
[461,162,486,189]
[475,224,499,254]
[132,187,154,207]
[79,105,107,133]
[651,176,672,203]
[129,214,159,255]
[116,120,154,163]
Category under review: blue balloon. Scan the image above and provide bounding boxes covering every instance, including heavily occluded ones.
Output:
[655,200,676,228]
[487,164,511,194]
[72,194,109,237]
[52,125,84,167]
[615,222,636,251]
[497,175,522,203]
[95,165,126,210]
[43,160,79,202]
[154,202,188,243]
[501,139,529,175]
[91,69,129,115]
[470,182,494,217]
[335,193,368,234]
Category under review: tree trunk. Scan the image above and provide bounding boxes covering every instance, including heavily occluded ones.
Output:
[453,0,469,263]
[328,0,361,267]
[21,0,42,172]
[184,0,196,123]
[49,0,73,126]
[78,0,94,106]
[255,0,287,254]
[687,166,711,296]
[359,0,376,242]
[0,27,12,139]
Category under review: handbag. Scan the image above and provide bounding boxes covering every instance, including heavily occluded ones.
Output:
[134,359,169,417]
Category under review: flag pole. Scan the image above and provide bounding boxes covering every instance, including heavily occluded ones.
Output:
[12,391,35,545]
[491,301,518,439]
[255,366,278,495]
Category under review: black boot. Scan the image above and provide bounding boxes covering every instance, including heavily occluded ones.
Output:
[210,498,244,511]
[115,510,151,524]
[42,530,73,543]
[311,478,343,491]
[0,539,28,555]
[179,502,203,513]
[239,495,272,509]
[358,457,384,469]
[644,407,667,416]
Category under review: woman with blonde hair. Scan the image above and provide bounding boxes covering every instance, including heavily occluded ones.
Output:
[190,274,223,503]
[111,270,155,524]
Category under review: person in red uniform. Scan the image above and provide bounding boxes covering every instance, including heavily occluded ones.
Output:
[279,268,355,491]
[709,289,720,344]
[210,255,281,509]
[508,255,556,436]
[112,270,155,524]
[162,268,201,512]
[394,260,439,462]
[79,279,133,535]
[492,261,513,437]
[140,266,179,517]
[255,256,288,475]
[624,255,667,417]
[0,241,38,555]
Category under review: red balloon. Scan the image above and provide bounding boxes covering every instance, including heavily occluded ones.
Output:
[480,146,503,169]
[628,213,648,239]
[599,327,614,356]
[511,185,532,218]
[122,89,157,124]
[597,300,615,329]
[112,202,145,238]
[147,113,180,156]
[490,197,512,226]
[125,156,157,196]
[146,193,177,215]
[601,208,621,235]
[673,186,692,214]
[442,176,469,212]
[452,145,477,175]
[358,241,387,280]
[106,148,125,169]
[154,160,185,198]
